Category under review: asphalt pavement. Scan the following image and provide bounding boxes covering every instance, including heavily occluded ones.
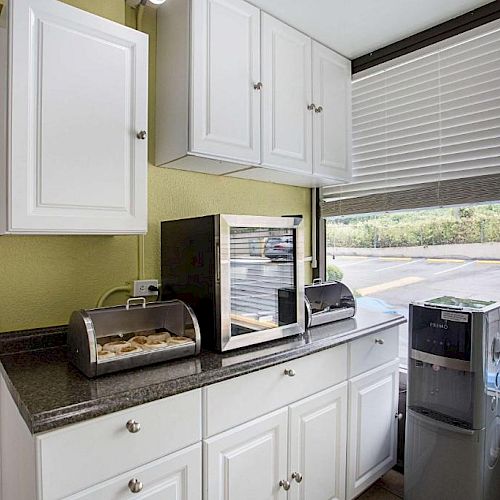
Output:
[330,255,500,366]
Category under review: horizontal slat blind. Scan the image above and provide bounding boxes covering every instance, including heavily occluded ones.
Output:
[321,19,500,215]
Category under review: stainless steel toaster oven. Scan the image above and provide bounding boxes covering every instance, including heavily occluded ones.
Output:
[68,298,201,377]
[161,214,305,352]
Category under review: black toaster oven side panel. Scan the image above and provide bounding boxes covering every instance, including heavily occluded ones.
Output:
[161,215,220,350]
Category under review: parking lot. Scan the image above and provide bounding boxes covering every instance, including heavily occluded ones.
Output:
[330,255,500,364]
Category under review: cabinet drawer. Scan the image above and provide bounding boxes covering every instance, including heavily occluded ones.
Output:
[349,327,399,377]
[66,443,202,500]
[204,346,347,437]
[37,389,201,499]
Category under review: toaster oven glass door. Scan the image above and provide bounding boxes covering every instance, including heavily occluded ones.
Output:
[219,216,305,350]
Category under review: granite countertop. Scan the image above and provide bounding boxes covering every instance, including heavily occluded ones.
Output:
[0,308,406,434]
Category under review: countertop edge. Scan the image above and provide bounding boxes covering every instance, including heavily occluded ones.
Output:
[1,314,406,434]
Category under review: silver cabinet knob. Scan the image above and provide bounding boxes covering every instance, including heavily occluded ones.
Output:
[395,413,403,420]
[315,106,323,113]
[128,478,143,493]
[279,479,291,491]
[307,103,316,111]
[284,368,296,377]
[126,419,141,433]
[374,338,385,345]
[292,472,303,483]
[136,130,147,140]
[253,82,263,90]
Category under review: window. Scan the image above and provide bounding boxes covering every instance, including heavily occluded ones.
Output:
[322,18,500,211]
[319,19,500,369]
[326,203,500,368]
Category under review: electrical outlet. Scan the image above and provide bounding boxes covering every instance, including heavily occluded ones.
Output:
[133,279,159,297]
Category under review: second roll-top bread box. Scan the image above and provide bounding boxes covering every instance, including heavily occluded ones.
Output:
[305,280,356,328]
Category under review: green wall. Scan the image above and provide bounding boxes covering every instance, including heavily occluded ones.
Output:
[0,0,311,333]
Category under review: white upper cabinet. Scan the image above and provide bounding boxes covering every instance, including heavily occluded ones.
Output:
[191,0,261,164]
[0,0,148,234]
[261,13,313,174]
[155,0,352,187]
[312,41,352,181]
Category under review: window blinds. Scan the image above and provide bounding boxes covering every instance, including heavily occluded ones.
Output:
[321,19,500,217]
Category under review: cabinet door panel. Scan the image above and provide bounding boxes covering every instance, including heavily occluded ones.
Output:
[9,0,148,234]
[191,0,260,163]
[204,408,288,500]
[38,390,201,500]
[289,383,348,500]
[347,360,399,499]
[312,42,351,180]
[262,13,312,173]
[66,444,202,500]
[204,346,347,438]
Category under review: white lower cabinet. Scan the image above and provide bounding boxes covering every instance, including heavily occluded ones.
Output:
[67,443,202,500]
[346,360,400,500]
[1,331,402,500]
[288,383,348,500]
[204,383,348,500]
[204,408,289,500]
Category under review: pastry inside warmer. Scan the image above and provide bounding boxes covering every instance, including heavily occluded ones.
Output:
[143,338,170,349]
[129,335,149,347]
[96,328,194,361]
[147,332,171,342]
[97,350,116,359]
[168,336,192,344]
[103,340,131,353]
[116,344,143,355]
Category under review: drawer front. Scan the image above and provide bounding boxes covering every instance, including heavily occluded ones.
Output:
[37,389,201,499]
[204,346,347,437]
[66,443,202,500]
[349,327,399,377]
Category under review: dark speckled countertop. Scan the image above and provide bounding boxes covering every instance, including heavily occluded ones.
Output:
[0,308,406,434]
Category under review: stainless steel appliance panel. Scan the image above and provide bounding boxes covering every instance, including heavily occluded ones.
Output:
[161,215,305,351]
[405,409,484,500]
[304,280,356,328]
[68,299,201,377]
[406,297,500,500]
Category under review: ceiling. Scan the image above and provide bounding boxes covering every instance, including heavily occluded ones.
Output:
[248,0,493,59]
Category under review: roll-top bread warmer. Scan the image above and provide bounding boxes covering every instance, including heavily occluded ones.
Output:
[304,280,356,328]
[68,298,201,377]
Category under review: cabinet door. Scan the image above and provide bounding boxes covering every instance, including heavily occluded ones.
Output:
[261,13,313,174]
[191,0,260,164]
[66,444,202,500]
[289,383,348,500]
[204,408,288,500]
[346,360,399,500]
[312,41,351,180]
[8,0,148,234]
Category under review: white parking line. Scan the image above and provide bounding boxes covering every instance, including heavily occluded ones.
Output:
[333,257,377,268]
[433,260,475,276]
[375,259,423,272]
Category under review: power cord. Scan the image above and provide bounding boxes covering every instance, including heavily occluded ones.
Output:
[148,284,161,302]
